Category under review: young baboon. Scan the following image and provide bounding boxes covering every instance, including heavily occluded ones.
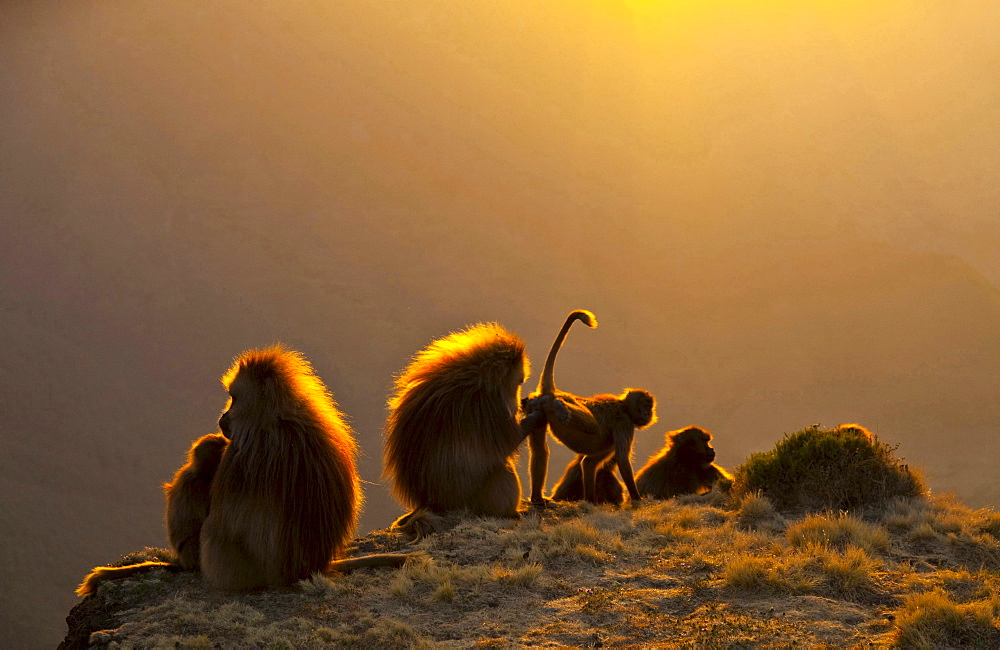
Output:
[78,346,412,597]
[635,426,732,499]
[384,322,546,537]
[527,310,657,506]
[166,432,229,570]
[551,455,625,506]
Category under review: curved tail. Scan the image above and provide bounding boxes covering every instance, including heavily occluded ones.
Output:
[538,310,597,395]
[77,555,418,597]
[329,553,418,573]
[76,561,181,597]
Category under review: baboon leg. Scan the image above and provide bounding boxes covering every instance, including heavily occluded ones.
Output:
[580,454,605,503]
[480,464,522,519]
[615,434,642,502]
[201,532,265,592]
[528,428,549,507]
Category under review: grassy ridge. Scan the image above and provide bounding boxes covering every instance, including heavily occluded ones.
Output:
[64,427,1000,647]
[65,493,1000,647]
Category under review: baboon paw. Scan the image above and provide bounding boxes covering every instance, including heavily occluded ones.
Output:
[551,398,571,424]
[523,394,550,409]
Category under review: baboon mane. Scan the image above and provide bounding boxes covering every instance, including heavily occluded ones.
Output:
[207,345,360,587]
[384,323,527,512]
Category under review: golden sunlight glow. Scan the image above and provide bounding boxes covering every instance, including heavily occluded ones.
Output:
[618,0,905,40]
[622,0,885,14]
[5,0,999,644]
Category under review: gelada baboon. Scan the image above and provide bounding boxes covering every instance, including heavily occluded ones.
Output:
[527,310,657,506]
[551,455,624,506]
[78,346,411,597]
[384,322,544,537]
[635,426,732,499]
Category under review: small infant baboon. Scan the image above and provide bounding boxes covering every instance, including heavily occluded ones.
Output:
[165,432,229,570]
[551,455,624,506]
[635,426,732,499]
[384,322,547,537]
[527,310,657,506]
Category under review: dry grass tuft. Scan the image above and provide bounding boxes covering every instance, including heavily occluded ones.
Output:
[735,491,783,531]
[723,553,819,594]
[820,545,880,596]
[786,511,890,553]
[723,555,779,592]
[299,572,355,598]
[366,617,431,647]
[432,579,457,602]
[978,511,1000,539]
[493,563,543,586]
[894,588,1000,647]
[883,495,1000,570]
[884,496,961,535]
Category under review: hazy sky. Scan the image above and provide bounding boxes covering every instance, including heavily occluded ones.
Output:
[2,1,998,646]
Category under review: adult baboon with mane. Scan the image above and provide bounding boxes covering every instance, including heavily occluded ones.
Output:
[78,346,410,597]
[635,426,732,499]
[526,310,657,506]
[384,322,546,537]
[199,346,372,590]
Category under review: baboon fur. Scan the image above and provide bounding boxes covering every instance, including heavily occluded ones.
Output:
[384,323,533,535]
[165,432,229,570]
[635,426,732,499]
[528,310,657,506]
[200,346,362,591]
[551,454,625,506]
[78,346,411,597]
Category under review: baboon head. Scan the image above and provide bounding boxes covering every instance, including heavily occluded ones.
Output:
[624,389,657,429]
[671,427,716,467]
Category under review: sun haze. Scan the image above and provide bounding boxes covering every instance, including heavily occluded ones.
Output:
[2,0,998,645]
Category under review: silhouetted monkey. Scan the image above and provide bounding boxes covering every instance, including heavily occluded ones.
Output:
[76,432,228,596]
[166,432,228,571]
[551,455,624,506]
[635,426,731,499]
[526,310,656,506]
[384,322,548,538]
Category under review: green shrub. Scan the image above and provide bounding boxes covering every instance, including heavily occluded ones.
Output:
[731,424,925,512]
